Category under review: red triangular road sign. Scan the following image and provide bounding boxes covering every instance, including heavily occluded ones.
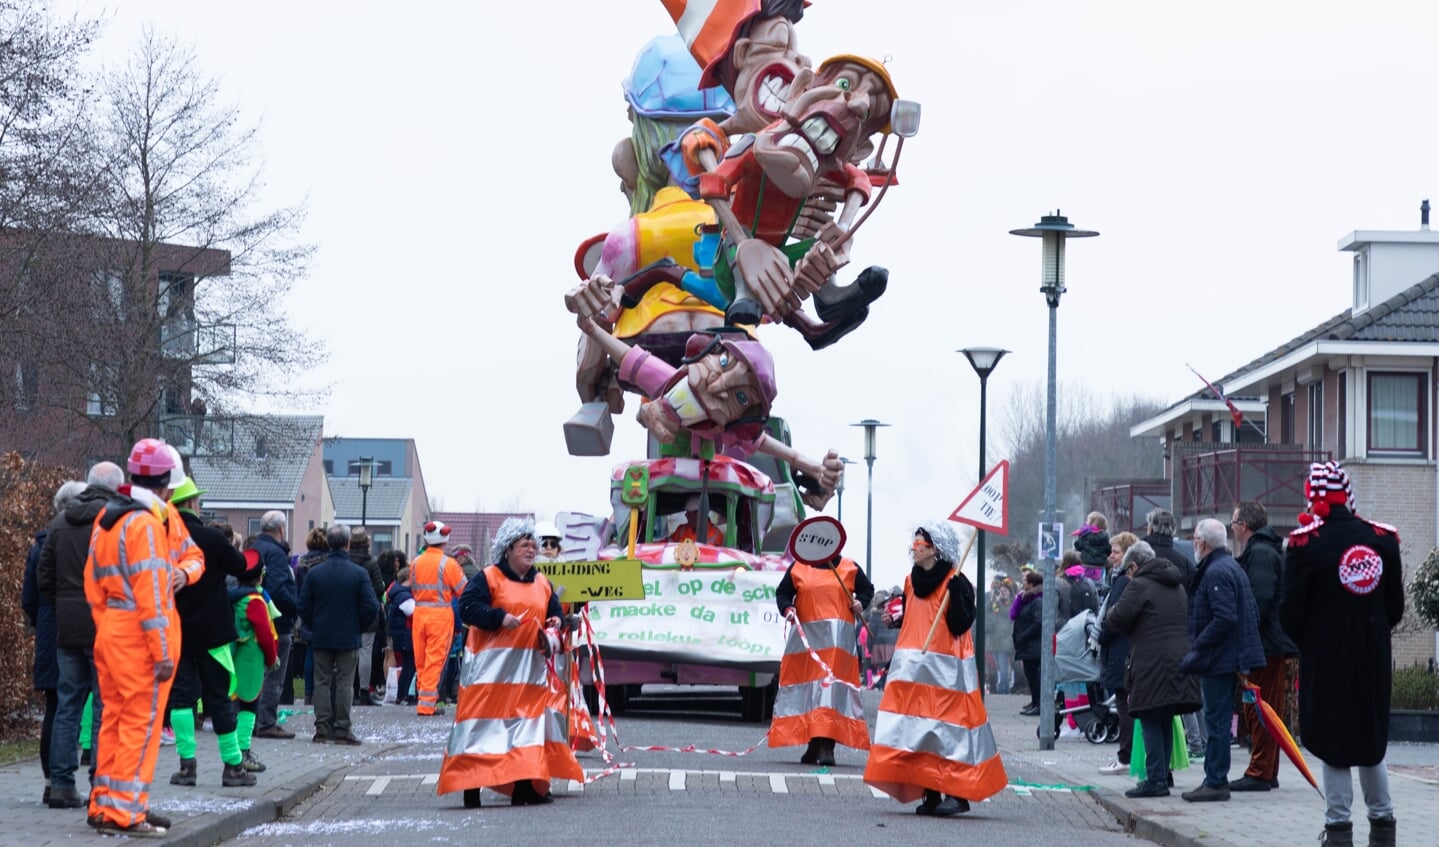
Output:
[949,460,1009,535]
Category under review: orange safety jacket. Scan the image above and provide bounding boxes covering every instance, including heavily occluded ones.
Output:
[436,566,583,797]
[863,567,1008,803]
[84,493,203,664]
[770,558,870,750]
[410,548,464,609]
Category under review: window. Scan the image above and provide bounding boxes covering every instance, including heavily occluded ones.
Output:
[13,361,37,412]
[1367,372,1425,455]
[1280,392,1295,444]
[86,363,118,417]
[91,269,125,321]
[376,459,392,476]
[254,436,268,459]
[323,459,334,475]
[157,272,194,319]
[247,517,262,536]
[1338,376,1348,457]
[373,531,394,554]
[1307,382,1324,449]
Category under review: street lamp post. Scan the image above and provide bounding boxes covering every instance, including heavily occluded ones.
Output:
[961,347,1008,701]
[1010,211,1097,750]
[355,456,375,529]
[836,457,857,523]
[850,419,890,582]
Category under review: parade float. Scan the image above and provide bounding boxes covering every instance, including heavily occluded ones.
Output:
[549,1,919,724]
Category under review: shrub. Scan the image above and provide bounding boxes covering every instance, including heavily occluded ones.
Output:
[1410,548,1439,631]
[1391,664,1439,711]
[0,453,75,741]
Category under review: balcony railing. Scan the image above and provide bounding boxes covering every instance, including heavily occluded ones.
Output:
[160,318,237,364]
[1176,445,1330,521]
[1090,479,1172,534]
[159,415,234,457]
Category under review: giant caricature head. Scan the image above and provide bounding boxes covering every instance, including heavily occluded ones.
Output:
[674,329,777,443]
[752,54,898,198]
[665,0,811,134]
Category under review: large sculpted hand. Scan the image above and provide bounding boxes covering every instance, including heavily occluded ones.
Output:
[565,274,619,324]
[792,223,851,300]
[635,400,682,444]
[732,238,800,319]
[791,181,843,241]
[795,449,843,510]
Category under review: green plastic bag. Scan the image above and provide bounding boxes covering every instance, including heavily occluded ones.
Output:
[1129,715,1190,780]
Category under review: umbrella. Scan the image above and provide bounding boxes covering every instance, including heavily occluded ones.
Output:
[1240,675,1321,796]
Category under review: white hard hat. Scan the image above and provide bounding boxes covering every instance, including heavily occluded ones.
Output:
[534,520,561,540]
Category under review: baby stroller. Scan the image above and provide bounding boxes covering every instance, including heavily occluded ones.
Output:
[1050,610,1121,744]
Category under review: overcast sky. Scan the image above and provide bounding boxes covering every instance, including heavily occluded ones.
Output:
[73,0,1439,590]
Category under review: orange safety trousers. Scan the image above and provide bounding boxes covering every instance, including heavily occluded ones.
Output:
[91,621,178,827]
[413,607,454,715]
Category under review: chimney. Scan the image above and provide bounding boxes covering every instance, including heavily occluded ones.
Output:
[1337,201,1439,314]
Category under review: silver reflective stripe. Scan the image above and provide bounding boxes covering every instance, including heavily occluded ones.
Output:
[95,793,147,813]
[783,618,855,655]
[141,617,169,631]
[93,775,150,794]
[458,646,545,688]
[773,678,864,720]
[445,710,566,757]
[93,558,168,578]
[412,582,443,592]
[888,647,980,694]
[106,598,137,610]
[414,600,449,608]
[873,711,999,766]
[141,522,170,659]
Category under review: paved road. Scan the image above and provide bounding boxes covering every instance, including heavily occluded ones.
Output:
[221,688,1143,847]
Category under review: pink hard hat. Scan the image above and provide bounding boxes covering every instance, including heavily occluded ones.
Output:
[128,438,177,478]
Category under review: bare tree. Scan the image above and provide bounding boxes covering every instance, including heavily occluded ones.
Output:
[995,381,1166,542]
[6,25,324,463]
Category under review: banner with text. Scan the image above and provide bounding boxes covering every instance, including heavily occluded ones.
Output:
[586,567,786,671]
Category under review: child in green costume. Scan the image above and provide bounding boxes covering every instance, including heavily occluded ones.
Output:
[230,549,281,772]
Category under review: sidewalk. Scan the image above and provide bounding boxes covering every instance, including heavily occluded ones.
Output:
[1,705,392,847]
[985,692,1438,847]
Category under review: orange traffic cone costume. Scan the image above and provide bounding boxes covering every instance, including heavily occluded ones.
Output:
[410,522,464,716]
[864,523,1007,809]
[86,440,205,833]
[770,557,872,755]
[438,518,582,805]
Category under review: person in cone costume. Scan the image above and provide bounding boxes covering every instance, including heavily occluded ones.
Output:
[770,550,873,765]
[409,521,465,716]
[229,549,281,775]
[84,439,205,837]
[863,521,1007,817]
[437,518,583,808]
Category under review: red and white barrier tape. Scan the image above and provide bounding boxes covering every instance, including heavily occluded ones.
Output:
[784,610,862,694]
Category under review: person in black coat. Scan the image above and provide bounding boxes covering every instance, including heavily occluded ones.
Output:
[252,513,299,738]
[1281,462,1404,846]
[1179,518,1266,802]
[386,568,417,706]
[1229,500,1299,793]
[37,465,122,809]
[168,480,255,787]
[1105,541,1202,798]
[23,482,82,804]
[1096,531,1139,774]
[1010,570,1045,715]
[298,525,381,744]
[1142,507,1197,589]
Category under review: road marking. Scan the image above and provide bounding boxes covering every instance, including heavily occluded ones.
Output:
[366,777,391,796]
[818,774,835,786]
[769,773,788,794]
[669,771,686,791]
[870,786,887,799]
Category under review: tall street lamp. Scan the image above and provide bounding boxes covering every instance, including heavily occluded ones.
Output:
[836,456,857,523]
[1010,211,1097,749]
[355,456,375,529]
[850,419,890,581]
[961,346,1008,701]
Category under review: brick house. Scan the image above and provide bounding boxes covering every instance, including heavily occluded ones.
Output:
[1110,209,1439,667]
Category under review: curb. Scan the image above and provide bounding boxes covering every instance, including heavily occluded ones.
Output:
[1088,788,1208,847]
[165,764,344,847]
